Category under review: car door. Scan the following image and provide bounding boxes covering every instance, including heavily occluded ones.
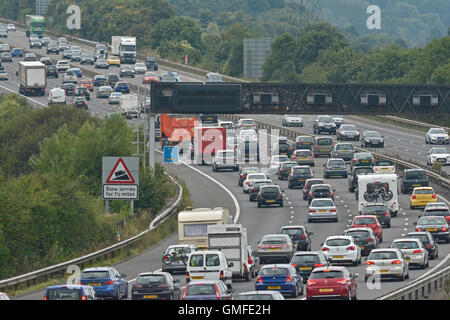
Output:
[113,268,125,295]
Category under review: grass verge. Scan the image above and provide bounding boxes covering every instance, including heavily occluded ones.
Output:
[361,116,429,133]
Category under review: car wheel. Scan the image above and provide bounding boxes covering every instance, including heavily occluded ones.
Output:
[257,203,261,208]
[292,285,298,298]
[280,202,284,207]
[124,285,128,299]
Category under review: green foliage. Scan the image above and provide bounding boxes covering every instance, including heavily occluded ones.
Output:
[136,164,173,214]
[0,94,31,125]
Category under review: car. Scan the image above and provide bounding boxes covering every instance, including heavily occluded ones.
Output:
[108,92,122,104]
[361,131,384,148]
[200,114,218,124]
[39,57,52,66]
[243,172,268,193]
[114,82,130,94]
[167,71,180,82]
[282,114,303,127]
[159,73,178,82]
[72,96,88,109]
[302,178,325,200]
[46,43,60,54]
[350,152,375,169]
[373,160,395,174]
[350,215,383,243]
[94,51,106,61]
[11,48,23,57]
[361,203,391,228]
[142,71,159,84]
[238,129,258,142]
[131,272,181,300]
[257,185,284,208]
[422,202,450,223]
[95,43,108,54]
[0,292,10,300]
[80,267,128,300]
[425,128,449,145]
[106,73,119,87]
[48,87,66,104]
[29,34,40,41]
[238,166,259,186]
[273,139,293,158]
[295,136,314,150]
[364,248,409,282]
[24,53,38,61]
[134,62,147,74]
[415,216,450,243]
[218,121,235,130]
[61,83,76,96]
[321,235,361,266]
[400,169,429,194]
[74,86,90,100]
[212,150,238,172]
[93,75,107,87]
[331,115,344,128]
[308,184,334,205]
[292,149,315,167]
[0,29,7,38]
[288,165,313,189]
[337,124,360,141]
[308,198,338,223]
[62,49,73,59]
[95,58,109,69]
[404,232,439,260]
[182,280,232,300]
[331,143,354,162]
[290,251,329,281]
[236,118,257,131]
[80,79,94,92]
[323,158,347,178]
[205,72,223,83]
[145,56,158,70]
[43,285,97,300]
[56,60,70,73]
[247,246,260,278]
[1,52,12,62]
[7,24,15,32]
[29,39,42,49]
[120,65,135,78]
[313,137,333,157]
[0,43,9,53]
[426,147,450,166]
[278,161,298,180]
[97,85,114,98]
[70,45,81,54]
[107,55,121,66]
[58,43,69,52]
[186,250,233,289]
[71,52,82,62]
[41,37,51,46]
[80,53,94,65]
[235,291,285,300]
[0,70,8,80]
[257,234,296,264]
[255,264,303,298]
[313,115,337,134]
[280,225,313,251]
[410,187,437,209]
[71,68,82,78]
[63,70,78,84]
[306,266,358,300]
[46,65,59,78]
[343,227,378,256]
[391,238,429,269]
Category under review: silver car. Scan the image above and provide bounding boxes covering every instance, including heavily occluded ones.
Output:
[282,115,303,127]
[364,248,409,282]
[391,238,428,269]
[97,85,114,98]
[256,234,296,264]
[212,150,238,172]
[108,92,122,104]
[331,143,355,162]
[337,124,360,141]
[243,173,269,193]
[161,244,198,273]
[425,128,449,145]
[321,235,361,266]
[269,155,290,175]
[308,198,338,223]
[331,115,344,128]
[235,291,285,300]
[134,63,147,74]
[0,70,8,80]
[62,71,78,84]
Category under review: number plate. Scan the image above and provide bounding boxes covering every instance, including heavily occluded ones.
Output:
[89,283,101,286]
[334,256,344,259]
[268,286,281,290]
[319,210,327,213]
[269,248,280,251]
[426,228,438,232]
[319,288,333,292]
[299,267,312,270]
[359,246,364,250]
[412,184,420,187]
[406,258,411,262]
[192,276,204,280]
[266,200,276,203]
[379,270,389,273]
[144,295,157,299]
[298,179,305,181]
[300,157,308,160]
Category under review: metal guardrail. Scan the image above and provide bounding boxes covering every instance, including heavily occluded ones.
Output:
[379,115,450,131]
[0,174,183,293]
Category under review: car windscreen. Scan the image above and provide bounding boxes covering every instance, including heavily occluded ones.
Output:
[318,117,333,123]
[353,217,377,225]
[261,187,280,194]
[365,132,381,137]
[312,186,331,193]
[310,271,344,279]
[189,254,204,267]
[311,199,334,207]
[404,234,430,244]
[238,294,274,300]
[280,228,304,238]
[405,171,426,180]
[260,267,289,276]
[430,148,447,154]
[281,162,296,169]
[392,241,419,249]
[341,125,357,131]
[346,230,370,239]
[293,168,310,175]
[81,271,109,279]
[136,275,167,284]
[297,136,313,142]
[295,150,311,156]
[254,181,271,188]
[247,174,266,180]
[424,210,449,217]
[242,167,259,174]
[418,217,446,225]
[364,206,386,213]
[328,160,344,166]
[261,236,288,244]
[46,288,82,300]
[368,251,398,260]
[375,161,393,166]
[355,168,373,175]
[291,254,320,264]
[241,120,255,125]
[430,129,446,134]
[317,138,332,145]
[326,239,351,246]
[414,189,433,194]
[186,284,216,296]
[336,144,353,150]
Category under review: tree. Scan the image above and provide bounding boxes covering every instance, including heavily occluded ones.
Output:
[150,16,203,51]
[262,33,299,81]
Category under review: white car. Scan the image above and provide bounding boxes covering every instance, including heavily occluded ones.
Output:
[320,235,361,266]
[425,128,449,145]
[373,160,396,174]
[133,63,147,74]
[426,147,450,166]
[269,155,290,174]
[390,238,428,269]
[331,115,344,127]
[48,87,66,104]
[7,24,15,32]
[282,115,303,127]
[186,250,233,288]
[218,121,235,130]
[0,70,7,80]
[236,291,285,300]
[56,60,70,73]
[365,248,409,282]
[243,173,268,193]
[236,118,257,131]
[238,129,258,141]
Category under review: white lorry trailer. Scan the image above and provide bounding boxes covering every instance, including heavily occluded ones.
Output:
[207,224,252,281]
[357,173,399,217]
[119,94,140,119]
[18,61,46,96]
[111,36,136,64]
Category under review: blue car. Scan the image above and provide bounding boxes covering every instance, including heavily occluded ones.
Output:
[255,264,303,298]
[71,68,82,78]
[167,71,180,82]
[11,48,23,57]
[43,285,97,300]
[114,82,130,93]
[80,267,128,300]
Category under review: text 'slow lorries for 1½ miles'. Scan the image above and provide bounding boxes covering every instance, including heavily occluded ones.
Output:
[18,61,46,96]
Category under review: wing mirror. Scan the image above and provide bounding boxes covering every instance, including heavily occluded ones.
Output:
[352,273,359,279]
[309,232,314,236]
[174,279,180,283]
[121,273,127,278]
[228,262,234,268]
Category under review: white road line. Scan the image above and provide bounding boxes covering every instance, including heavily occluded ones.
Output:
[0,84,47,107]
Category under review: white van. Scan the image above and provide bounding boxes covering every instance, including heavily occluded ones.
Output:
[186,250,233,288]
[48,87,66,104]
[357,174,399,217]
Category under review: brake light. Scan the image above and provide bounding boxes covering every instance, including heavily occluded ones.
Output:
[372,157,375,162]
[257,276,263,283]
[280,169,285,172]
[286,275,293,282]
[80,282,86,285]
[43,296,48,300]
[307,280,315,286]
[315,144,318,149]
[182,286,188,300]
[81,295,87,300]
[425,244,432,248]
[385,211,390,217]
[329,192,333,197]
[246,181,250,185]
[133,284,142,289]
[215,284,220,299]
[347,246,355,251]
[355,158,359,163]
[220,271,224,280]
[186,272,190,281]
[314,264,323,268]
[103,280,114,285]
[368,238,374,242]
[366,261,375,265]
[309,209,316,213]
[412,195,416,199]
[432,194,436,199]
[248,256,253,265]
[309,192,313,197]
[445,216,450,222]
[337,279,347,285]
[300,234,307,240]
[321,247,329,251]
[330,209,336,212]
[311,154,314,159]
[417,228,422,232]
[281,244,288,248]
[251,188,257,192]
[391,260,402,265]
[294,155,297,159]
[442,227,448,232]
[291,264,297,268]
[413,250,422,254]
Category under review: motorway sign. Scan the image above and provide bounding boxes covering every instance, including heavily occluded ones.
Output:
[163,146,179,164]
[102,157,139,200]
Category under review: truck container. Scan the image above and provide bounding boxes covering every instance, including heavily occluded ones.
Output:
[207,224,252,281]
[119,94,140,119]
[193,126,226,164]
[111,36,136,64]
[18,61,46,96]
[160,114,198,148]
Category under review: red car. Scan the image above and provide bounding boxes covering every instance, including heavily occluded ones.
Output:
[350,215,383,243]
[80,79,94,91]
[306,266,358,300]
[142,71,159,84]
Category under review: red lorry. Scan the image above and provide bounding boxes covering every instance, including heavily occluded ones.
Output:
[193,126,227,164]
[160,114,198,148]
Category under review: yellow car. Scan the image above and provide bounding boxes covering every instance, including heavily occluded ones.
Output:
[107,55,120,66]
[410,187,437,209]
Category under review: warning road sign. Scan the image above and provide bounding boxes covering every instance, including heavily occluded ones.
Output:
[106,158,135,184]
[102,157,139,200]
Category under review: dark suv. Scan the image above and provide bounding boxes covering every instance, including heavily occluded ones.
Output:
[350,152,375,169]
[74,86,90,100]
[280,225,313,251]
[288,166,313,189]
[278,161,297,180]
[249,179,272,201]
[257,185,283,208]
[295,136,314,150]
[308,184,334,204]
[400,169,429,194]
[302,178,325,200]
[348,166,374,192]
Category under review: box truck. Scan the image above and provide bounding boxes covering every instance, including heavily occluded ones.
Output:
[119,94,140,119]
[18,61,46,96]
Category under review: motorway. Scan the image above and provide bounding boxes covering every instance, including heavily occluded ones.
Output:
[1,28,450,300]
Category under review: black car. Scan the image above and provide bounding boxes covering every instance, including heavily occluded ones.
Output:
[72,96,88,109]
[46,43,59,54]
[288,166,313,189]
[295,136,314,150]
[278,161,297,180]
[273,141,293,158]
[400,169,429,194]
[74,86,90,101]
[131,272,181,300]
[362,203,391,227]
[344,228,378,256]
[361,131,384,148]
[257,185,283,208]
[238,167,259,186]
[249,179,272,201]
[404,232,439,260]
[120,65,135,78]
[200,114,218,123]
[106,73,119,87]
[40,57,52,66]
[302,178,325,200]
[62,83,76,96]
[24,53,38,61]
[81,53,95,65]
[350,152,375,169]
[0,30,7,38]
[308,184,334,205]
[46,65,59,78]
[290,252,329,282]
[280,225,313,251]
[145,56,158,71]
[348,166,373,192]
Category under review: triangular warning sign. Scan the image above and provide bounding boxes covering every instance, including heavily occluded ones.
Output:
[106,158,136,184]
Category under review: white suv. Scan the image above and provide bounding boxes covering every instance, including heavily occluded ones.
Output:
[56,60,70,73]
[425,128,449,145]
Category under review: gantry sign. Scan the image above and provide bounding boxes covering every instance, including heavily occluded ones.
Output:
[150,82,450,115]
